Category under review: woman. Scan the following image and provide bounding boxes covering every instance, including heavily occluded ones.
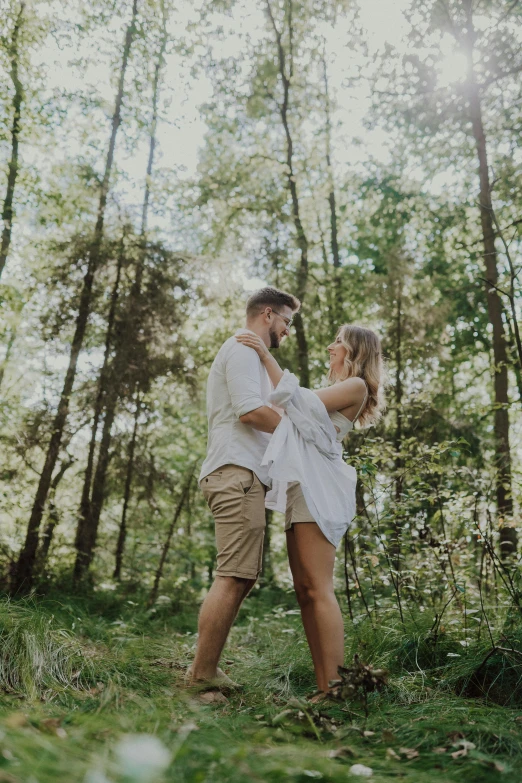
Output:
[236,324,385,698]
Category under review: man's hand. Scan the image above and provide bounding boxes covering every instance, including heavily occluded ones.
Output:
[239,405,281,433]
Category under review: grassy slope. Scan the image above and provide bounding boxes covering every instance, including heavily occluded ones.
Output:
[0,589,521,783]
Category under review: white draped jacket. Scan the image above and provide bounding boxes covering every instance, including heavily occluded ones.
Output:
[263,370,357,548]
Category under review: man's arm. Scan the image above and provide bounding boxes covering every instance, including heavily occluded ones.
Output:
[239,406,281,433]
[226,342,281,432]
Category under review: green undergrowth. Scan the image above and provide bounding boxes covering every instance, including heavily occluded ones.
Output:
[0,588,521,782]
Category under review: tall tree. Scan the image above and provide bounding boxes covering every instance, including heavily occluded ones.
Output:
[366,0,522,555]
[461,0,516,555]
[320,46,343,326]
[148,467,195,607]
[113,390,141,579]
[266,0,310,387]
[77,230,126,555]
[74,3,170,581]
[113,4,168,579]
[13,0,139,593]
[0,2,25,280]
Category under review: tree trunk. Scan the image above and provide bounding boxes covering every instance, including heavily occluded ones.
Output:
[321,50,343,325]
[489,208,522,374]
[74,9,167,581]
[0,2,24,281]
[505,312,522,404]
[184,480,196,580]
[77,234,125,545]
[322,59,340,268]
[113,390,140,579]
[13,1,139,594]
[0,326,17,390]
[35,459,74,572]
[318,224,336,337]
[391,288,403,569]
[394,289,403,503]
[148,469,195,607]
[261,508,274,584]
[464,1,516,556]
[74,375,121,580]
[140,1,167,236]
[266,0,310,387]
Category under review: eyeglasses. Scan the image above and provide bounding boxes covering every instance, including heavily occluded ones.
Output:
[268,308,294,328]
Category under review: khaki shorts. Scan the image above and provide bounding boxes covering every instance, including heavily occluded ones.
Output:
[285,481,316,531]
[200,464,266,579]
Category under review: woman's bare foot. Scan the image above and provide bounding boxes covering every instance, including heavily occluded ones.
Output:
[306,690,327,704]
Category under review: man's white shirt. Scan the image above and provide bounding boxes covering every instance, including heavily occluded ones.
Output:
[199,330,272,486]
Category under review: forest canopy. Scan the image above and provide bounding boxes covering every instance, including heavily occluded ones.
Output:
[0,1,522,780]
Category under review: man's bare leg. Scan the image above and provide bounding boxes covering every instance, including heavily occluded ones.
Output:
[190,575,256,682]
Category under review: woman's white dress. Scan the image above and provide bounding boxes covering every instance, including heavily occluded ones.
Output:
[263,370,359,548]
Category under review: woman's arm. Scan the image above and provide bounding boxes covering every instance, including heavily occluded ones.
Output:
[314,377,366,414]
[235,333,284,388]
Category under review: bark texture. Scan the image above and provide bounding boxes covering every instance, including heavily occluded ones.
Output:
[36,459,74,571]
[113,391,141,579]
[77,235,125,549]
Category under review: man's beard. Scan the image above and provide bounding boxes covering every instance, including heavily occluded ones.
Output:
[269,327,280,349]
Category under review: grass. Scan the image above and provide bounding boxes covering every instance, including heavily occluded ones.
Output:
[0,587,521,782]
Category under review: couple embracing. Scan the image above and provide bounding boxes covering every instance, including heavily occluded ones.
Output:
[187,287,384,700]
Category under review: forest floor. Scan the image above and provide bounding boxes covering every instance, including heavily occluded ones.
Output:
[0,586,521,783]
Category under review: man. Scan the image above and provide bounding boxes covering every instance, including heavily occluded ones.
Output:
[187,286,301,692]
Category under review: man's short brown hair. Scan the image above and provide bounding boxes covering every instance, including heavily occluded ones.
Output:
[246,286,301,318]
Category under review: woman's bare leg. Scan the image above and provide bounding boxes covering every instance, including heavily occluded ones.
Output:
[286,523,344,692]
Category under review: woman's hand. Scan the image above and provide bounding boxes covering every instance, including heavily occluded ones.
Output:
[235,333,271,362]
[237,332,284,388]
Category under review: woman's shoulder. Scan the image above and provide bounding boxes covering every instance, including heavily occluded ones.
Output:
[336,376,367,394]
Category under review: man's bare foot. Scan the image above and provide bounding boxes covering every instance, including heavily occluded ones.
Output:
[184,666,242,694]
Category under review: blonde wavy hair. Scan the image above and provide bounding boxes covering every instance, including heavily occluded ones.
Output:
[327,324,386,426]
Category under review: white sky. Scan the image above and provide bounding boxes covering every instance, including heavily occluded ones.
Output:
[8,0,416,297]
[31,0,419,190]
[25,0,474,246]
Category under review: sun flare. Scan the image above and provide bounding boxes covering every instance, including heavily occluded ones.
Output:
[437,50,469,88]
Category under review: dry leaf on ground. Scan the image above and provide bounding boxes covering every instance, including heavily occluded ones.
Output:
[453,740,476,751]
[40,718,67,738]
[3,714,27,729]
[196,691,228,705]
[451,748,468,759]
[349,764,373,777]
[327,746,357,759]
[399,747,419,760]
[447,730,465,742]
